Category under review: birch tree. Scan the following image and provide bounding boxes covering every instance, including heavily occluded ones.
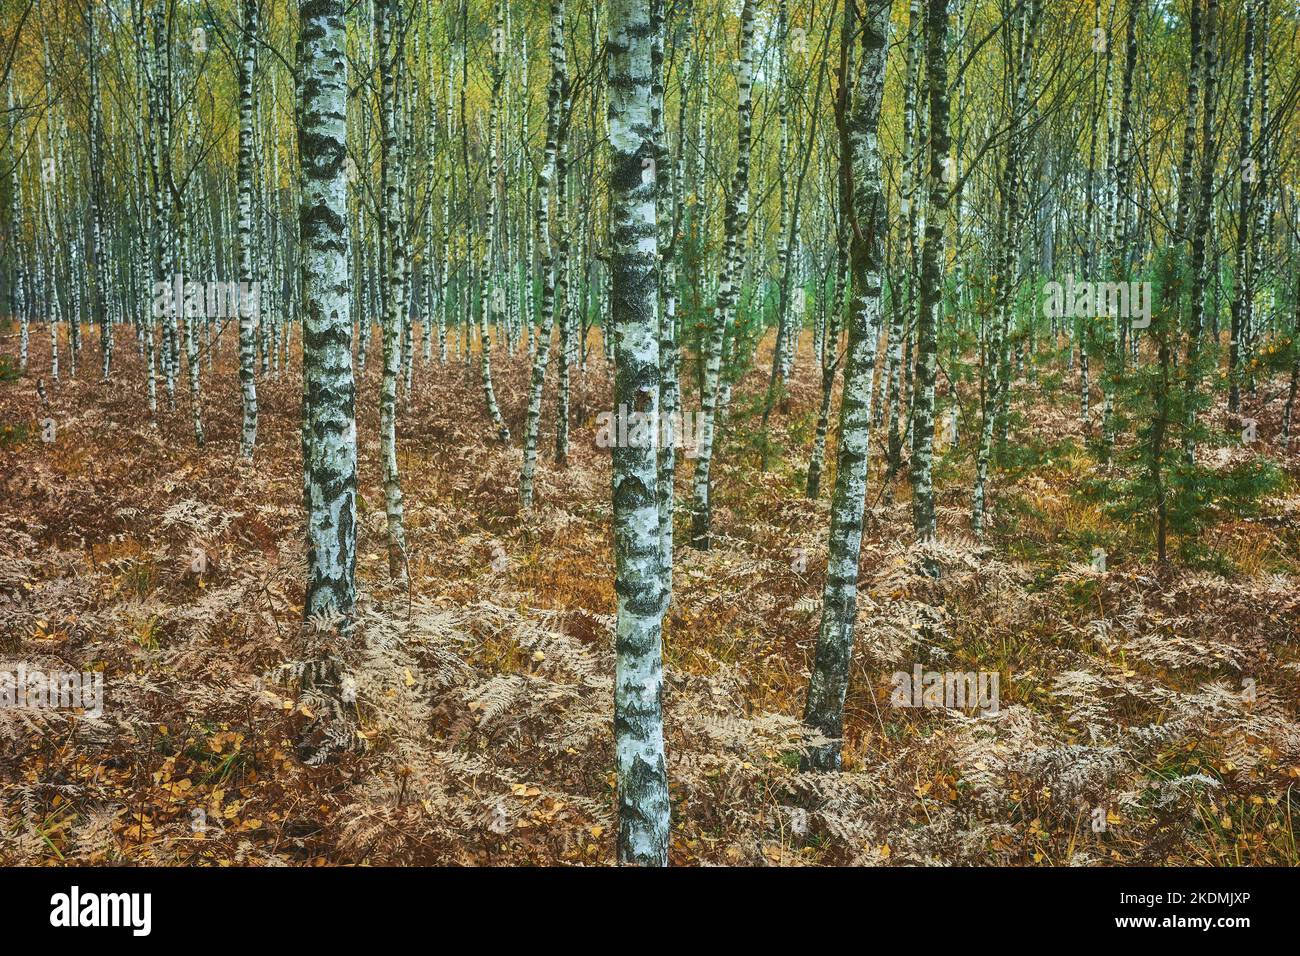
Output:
[7,75,26,374]
[802,0,891,772]
[480,0,510,443]
[971,0,1041,536]
[884,0,924,496]
[1182,0,1220,463]
[237,0,259,458]
[607,0,669,865]
[909,0,953,557]
[378,0,408,576]
[690,0,755,551]
[1228,0,1258,416]
[86,3,111,382]
[520,0,568,509]
[298,0,358,619]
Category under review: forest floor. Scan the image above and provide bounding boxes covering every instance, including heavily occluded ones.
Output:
[1,322,1298,866]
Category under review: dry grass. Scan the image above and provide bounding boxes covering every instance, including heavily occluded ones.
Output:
[0,321,1297,866]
